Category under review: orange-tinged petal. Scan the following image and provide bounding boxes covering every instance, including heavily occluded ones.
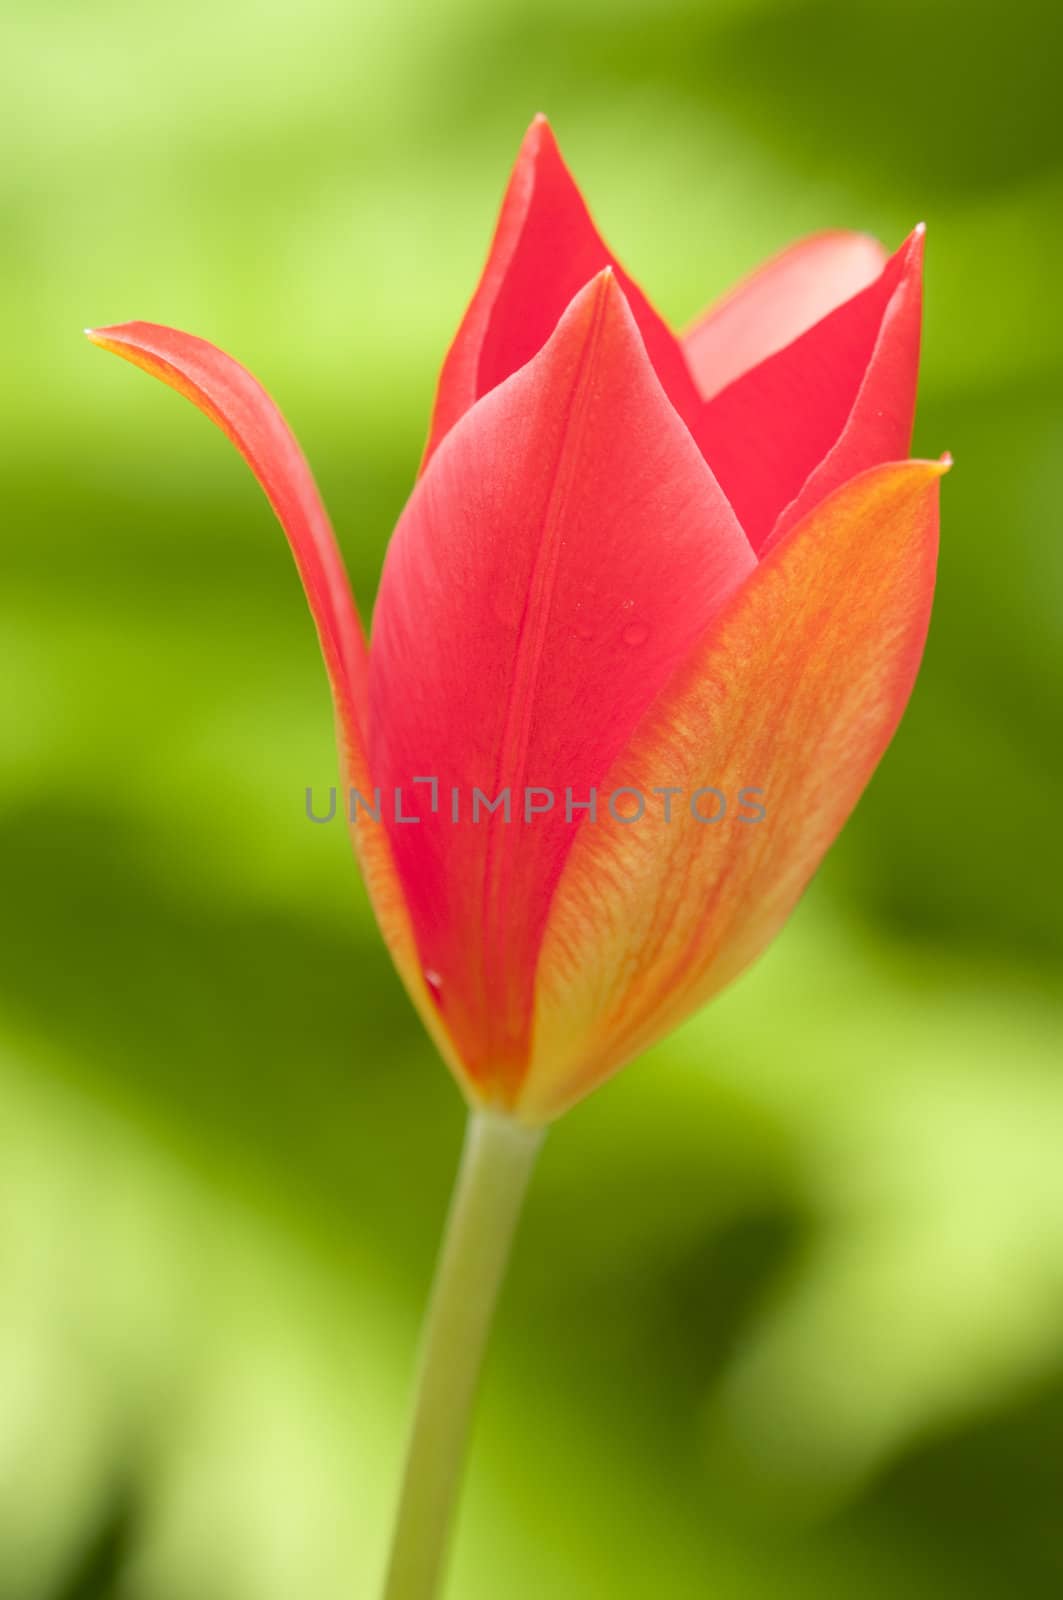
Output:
[520,457,946,1122]
[682,230,888,401]
[86,322,470,1092]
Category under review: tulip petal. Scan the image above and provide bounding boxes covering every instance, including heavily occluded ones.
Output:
[694,229,924,554]
[86,323,468,1089]
[682,230,889,401]
[763,228,925,555]
[423,116,703,466]
[86,321,369,737]
[522,457,946,1122]
[370,271,756,1098]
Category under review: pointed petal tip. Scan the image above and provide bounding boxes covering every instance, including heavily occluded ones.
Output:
[879,453,950,495]
[906,222,927,263]
[524,265,628,360]
[523,112,557,153]
[85,325,135,359]
[884,453,951,483]
[913,451,950,476]
[85,322,152,357]
[582,264,628,321]
[570,262,621,307]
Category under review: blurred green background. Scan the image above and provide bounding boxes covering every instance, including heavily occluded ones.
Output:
[3,0,1063,1594]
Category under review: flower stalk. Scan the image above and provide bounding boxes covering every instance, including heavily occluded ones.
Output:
[382,1109,544,1600]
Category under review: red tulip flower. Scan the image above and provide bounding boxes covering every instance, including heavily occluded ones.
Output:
[89,116,945,1600]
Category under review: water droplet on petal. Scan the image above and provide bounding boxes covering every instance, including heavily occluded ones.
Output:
[424,969,444,1005]
[621,597,635,611]
[622,621,649,647]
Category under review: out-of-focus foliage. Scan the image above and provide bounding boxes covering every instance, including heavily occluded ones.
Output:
[2,0,1062,1594]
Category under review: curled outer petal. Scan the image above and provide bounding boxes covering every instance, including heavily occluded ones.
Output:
[85,323,468,1090]
[520,457,947,1123]
[370,271,755,1102]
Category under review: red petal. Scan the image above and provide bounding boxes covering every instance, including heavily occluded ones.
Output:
[694,228,924,554]
[524,457,946,1121]
[87,323,474,1094]
[763,228,925,555]
[682,230,888,401]
[370,271,755,1096]
[86,321,369,741]
[422,116,703,467]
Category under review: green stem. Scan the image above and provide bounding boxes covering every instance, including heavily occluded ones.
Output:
[381,1107,545,1600]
